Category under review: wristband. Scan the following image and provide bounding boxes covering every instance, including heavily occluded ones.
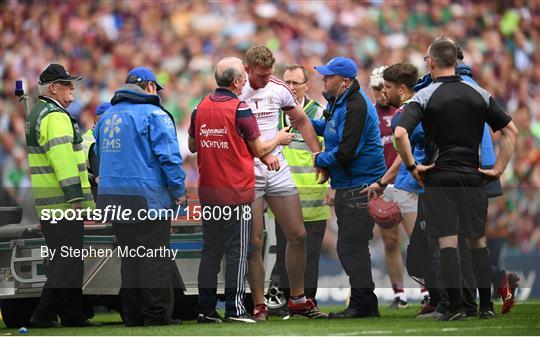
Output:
[376,179,387,188]
[313,153,320,168]
[406,163,417,172]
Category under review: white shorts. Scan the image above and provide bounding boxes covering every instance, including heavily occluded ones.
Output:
[254,154,298,199]
[382,185,418,214]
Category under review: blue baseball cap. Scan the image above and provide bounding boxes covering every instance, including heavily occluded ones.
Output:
[95,102,112,116]
[126,66,164,91]
[314,57,357,78]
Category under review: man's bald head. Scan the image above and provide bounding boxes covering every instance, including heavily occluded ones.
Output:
[215,57,244,87]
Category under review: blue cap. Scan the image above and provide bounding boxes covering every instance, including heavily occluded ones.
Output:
[314,57,357,78]
[126,66,164,91]
[95,102,112,116]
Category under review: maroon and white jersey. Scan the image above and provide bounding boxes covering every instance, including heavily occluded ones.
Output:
[376,103,398,169]
[240,77,297,162]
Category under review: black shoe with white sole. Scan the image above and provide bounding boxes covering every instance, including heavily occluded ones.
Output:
[436,310,466,321]
[479,308,496,320]
[197,311,223,323]
[225,314,256,323]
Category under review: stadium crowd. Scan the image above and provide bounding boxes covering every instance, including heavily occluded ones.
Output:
[1,0,539,255]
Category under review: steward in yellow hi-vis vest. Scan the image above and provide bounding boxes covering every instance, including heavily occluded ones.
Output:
[24,63,93,327]
[26,94,95,217]
[278,98,330,221]
[26,70,94,217]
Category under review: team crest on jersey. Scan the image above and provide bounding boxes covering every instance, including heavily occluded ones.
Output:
[268,96,274,104]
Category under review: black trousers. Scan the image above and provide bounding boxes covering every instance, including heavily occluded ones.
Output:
[197,204,252,318]
[274,219,326,301]
[406,195,442,306]
[32,219,86,324]
[112,219,172,326]
[334,188,378,314]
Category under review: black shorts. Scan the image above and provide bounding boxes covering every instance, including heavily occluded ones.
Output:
[424,170,488,239]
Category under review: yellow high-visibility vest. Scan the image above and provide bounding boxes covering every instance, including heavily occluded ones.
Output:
[25,97,95,217]
[278,99,330,221]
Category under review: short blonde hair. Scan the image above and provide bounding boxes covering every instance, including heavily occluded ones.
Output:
[245,45,275,68]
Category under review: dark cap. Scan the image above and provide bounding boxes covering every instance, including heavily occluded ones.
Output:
[38,63,82,85]
[125,67,164,91]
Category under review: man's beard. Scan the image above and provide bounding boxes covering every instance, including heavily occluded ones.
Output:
[378,101,390,109]
[388,96,401,109]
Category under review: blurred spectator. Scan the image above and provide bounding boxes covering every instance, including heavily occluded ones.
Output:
[1,0,538,252]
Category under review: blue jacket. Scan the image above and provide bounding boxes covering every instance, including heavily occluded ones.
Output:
[391,107,425,194]
[94,85,186,214]
[312,80,386,189]
[414,64,496,168]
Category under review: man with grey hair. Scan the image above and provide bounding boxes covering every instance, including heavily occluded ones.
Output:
[26,63,95,327]
[188,57,293,323]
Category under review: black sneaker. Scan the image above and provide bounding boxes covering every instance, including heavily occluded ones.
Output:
[464,307,478,318]
[436,310,466,321]
[124,319,144,327]
[29,317,60,328]
[328,307,378,319]
[224,314,256,323]
[197,311,223,323]
[389,296,408,309]
[479,308,496,320]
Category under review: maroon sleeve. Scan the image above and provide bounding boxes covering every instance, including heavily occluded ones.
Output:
[188,109,196,138]
[236,101,261,141]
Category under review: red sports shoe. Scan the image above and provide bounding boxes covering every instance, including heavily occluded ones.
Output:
[287,298,327,319]
[253,303,268,321]
[497,272,520,314]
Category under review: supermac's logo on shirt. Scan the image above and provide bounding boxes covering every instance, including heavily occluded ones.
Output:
[198,124,229,149]
[199,124,228,137]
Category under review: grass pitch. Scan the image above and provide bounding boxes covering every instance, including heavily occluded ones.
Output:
[1,301,539,335]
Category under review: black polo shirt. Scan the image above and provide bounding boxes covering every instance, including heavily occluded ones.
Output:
[398,75,512,174]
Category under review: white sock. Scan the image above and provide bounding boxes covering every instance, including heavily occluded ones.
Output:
[396,291,407,302]
[290,296,307,305]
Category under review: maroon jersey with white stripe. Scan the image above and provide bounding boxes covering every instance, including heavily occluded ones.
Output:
[376,103,398,169]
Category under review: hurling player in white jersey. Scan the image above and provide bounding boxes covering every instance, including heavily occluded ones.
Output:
[240,46,328,320]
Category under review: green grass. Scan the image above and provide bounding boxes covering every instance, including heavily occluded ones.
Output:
[1,301,539,335]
